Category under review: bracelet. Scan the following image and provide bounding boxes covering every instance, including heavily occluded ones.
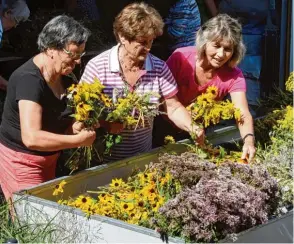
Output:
[243,133,255,143]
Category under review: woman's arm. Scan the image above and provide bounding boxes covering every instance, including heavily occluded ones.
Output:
[19,100,96,151]
[230,92,256,161]
[164,95,205,144]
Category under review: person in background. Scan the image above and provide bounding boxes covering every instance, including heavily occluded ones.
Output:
[156,14,256,161]
[81,2,204,162]
[0,0,30,90]
[0,15,96,201]
[165,0,201,53]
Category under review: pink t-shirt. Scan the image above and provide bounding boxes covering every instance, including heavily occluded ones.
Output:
[166,46,246,106]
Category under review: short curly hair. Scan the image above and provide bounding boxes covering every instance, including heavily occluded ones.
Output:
[113,2,164,42]
[195,14,246,68]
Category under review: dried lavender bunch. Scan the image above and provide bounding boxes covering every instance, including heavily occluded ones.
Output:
[155,174,270,242]
[152,152,217,187]
[151,153,279,242]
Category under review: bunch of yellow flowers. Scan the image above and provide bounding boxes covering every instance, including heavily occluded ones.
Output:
[66,78,113,172]
[57,167,181,225]
[106,91,161,130]
[67,77,112,126]
[187,86,241,128]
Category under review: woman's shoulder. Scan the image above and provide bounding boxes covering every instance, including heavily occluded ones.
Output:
[172,46,196,58]
[167,46,196,65]
[9,58,43,83]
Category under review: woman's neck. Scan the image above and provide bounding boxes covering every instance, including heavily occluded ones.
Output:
[196,57,215,73]
[36,53,59,84]
[118,45,144,72]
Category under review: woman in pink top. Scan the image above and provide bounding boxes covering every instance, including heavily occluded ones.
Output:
[166,14,256,161]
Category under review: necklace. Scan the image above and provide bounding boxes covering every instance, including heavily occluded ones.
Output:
[117,46,142,91]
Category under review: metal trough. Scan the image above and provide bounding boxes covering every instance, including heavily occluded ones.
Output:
[12,125,292,243]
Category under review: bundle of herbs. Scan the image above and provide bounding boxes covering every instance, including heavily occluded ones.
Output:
[149,152,279,242]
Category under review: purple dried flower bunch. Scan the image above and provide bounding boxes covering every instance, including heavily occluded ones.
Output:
[151,153,279,242]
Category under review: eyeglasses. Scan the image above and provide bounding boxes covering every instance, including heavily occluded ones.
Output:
[63,48,86,60]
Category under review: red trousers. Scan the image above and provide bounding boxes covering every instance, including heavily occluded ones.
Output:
[0,143,59,201]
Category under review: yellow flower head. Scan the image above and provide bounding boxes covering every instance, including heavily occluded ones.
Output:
[68,84,77,93]
[75,102,93,121]
[101,94,112,107]
[109,178,125,189]
[164,135,176,144]
[120,201,135,213]
[197,93,213,107]
[206,86,218,98]
[75,195,93,209]
[53,180,66,196]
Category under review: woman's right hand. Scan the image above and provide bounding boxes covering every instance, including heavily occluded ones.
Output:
[76,129,96,147]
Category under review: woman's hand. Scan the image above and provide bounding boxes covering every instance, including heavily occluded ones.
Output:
[76,129,96,147]
[72,122,84,134]
[72,121,100,134]
[192,126,205,146]
[241,138,256,162]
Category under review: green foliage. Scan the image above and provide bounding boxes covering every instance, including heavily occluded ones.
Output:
[0,201,59,243]
[254,106,294,207]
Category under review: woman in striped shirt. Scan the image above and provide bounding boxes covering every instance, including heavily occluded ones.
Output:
[81,2,204,162]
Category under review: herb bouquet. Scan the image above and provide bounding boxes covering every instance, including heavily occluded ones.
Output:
[106,90,161,130]
[101,90,162,154]
[186,86,243,161]
[65,78,111,172]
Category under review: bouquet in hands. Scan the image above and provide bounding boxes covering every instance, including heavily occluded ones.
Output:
[106,90,162,130]
[100,90,163,155]
[186,86,243,160]
[187,86,241,128]
[66,78,110,172]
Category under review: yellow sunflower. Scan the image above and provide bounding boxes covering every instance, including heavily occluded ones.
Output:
[120,201,135,213]
[206,86,218,98]
[75,195,93,210]
[109,178,124,189]
[101,93,112,107]
[52,180,66,196]
[75,102,93,121]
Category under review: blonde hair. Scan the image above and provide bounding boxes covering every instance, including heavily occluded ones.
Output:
[195,14,246,68]
[113,2,164,42]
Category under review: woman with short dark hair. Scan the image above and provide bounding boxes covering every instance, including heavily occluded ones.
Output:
[0,15,96,201]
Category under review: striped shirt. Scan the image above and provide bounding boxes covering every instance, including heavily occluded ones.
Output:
[80,44,178,162]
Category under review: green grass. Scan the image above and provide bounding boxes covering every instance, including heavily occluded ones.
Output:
[0,199,60,243]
